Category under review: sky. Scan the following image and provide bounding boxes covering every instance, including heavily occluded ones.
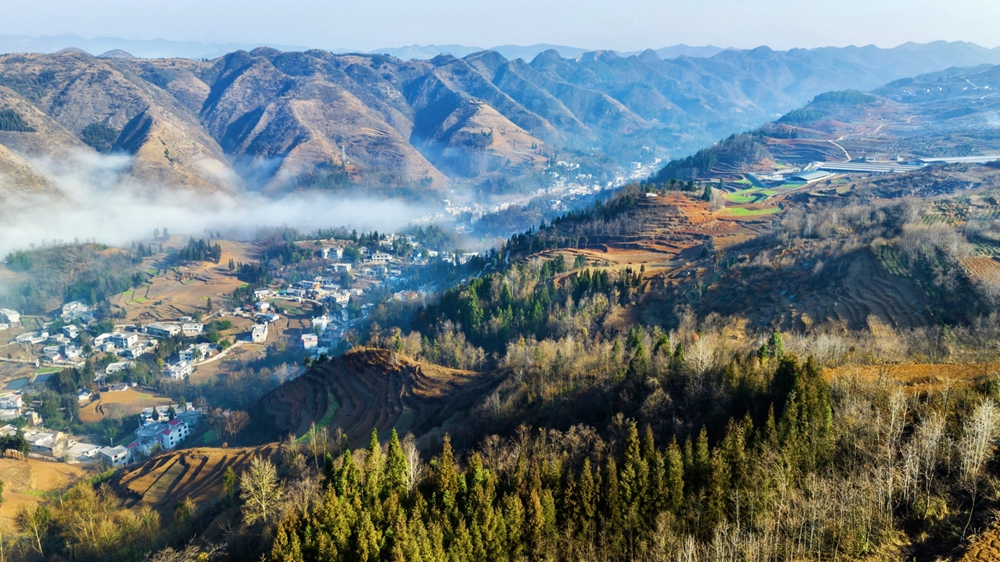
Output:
[2,0,999,52]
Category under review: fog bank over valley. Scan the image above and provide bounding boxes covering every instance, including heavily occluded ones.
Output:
[0,150,430,258]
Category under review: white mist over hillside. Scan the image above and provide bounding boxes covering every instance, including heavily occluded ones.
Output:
[0,151,431,258]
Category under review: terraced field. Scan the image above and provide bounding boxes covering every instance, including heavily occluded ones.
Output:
[549,194,773,277]
[694,248,934,331]
[112,445,278,519]
[962,256,1000,287]
[251,348,505,448]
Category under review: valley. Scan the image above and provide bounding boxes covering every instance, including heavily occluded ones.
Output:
[4,40,1000,562]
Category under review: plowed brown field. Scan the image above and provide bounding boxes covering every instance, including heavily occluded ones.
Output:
[79,388,172,424]
[0,457,91,529]
[962,256,1000,287]
[252,348,504,448]
[112,445,278,520]
[825,362,993,393]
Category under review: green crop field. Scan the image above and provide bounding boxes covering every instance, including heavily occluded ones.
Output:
[721,207,782,216]
[724,193,757,203]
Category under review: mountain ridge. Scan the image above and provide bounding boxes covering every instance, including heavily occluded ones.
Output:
[1,42,999,201]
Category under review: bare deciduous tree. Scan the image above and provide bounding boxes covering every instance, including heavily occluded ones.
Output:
[240,457,284,526]
[402,434,423,493]
[960,398,1000,536]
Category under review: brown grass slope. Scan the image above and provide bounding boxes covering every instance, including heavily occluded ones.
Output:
[111,445,278,522]
[0,51,235,193]
[249,348,504,448]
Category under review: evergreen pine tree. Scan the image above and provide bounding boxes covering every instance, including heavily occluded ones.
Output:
[364,428,383,491]
[385,429,409,495]
[666,437,685,512]
[436,435,459,509]
[323,452,336,488]
[769,329,785,359]
[693,427,711,491]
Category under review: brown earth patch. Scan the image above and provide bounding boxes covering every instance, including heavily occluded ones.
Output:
[0,457,91,530]
[79,388,173,424]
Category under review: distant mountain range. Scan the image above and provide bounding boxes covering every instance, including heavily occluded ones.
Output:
[369,44,731,61]
[0,34,731,62]
[0,34,313,60]
[0,41,999,204]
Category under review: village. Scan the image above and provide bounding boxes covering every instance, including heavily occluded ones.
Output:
[0,230,459,469]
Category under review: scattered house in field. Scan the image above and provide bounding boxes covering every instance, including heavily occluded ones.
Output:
[308,346,330,359]
[158,419,190,449]
[296,279,321,291]
[62,325,80,339]
[48,334,70,346]
[330,291,351,305]
[0,308,20,324]
[61,301,90,319]
[181,323,204,337]
[321,247,344,260]
[110,333,138,349]
[251,324,268,344]
[301,333,318,350]
[329,263,352,272]
[370,251,394,264]
[179,343,212,363]
[146,323,181,338]
[66,442,101,463]
[140,403,196,425]
[257,313,281,324]
[253,288,272,299]
[15,331,48,345]
[255,301,271,313]
[0,394,22,420]
[77,389,92,403]
[108,383,130,393]
[165,361,193,380]
[25,429,69,458]
[312,315,332,332]
[105,361,134,376]
[120,346,148,359]
[42,345,62,360]
[0,393,23,411]
[97,445,129,467]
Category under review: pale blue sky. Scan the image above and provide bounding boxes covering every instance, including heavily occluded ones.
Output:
[4,0,999,51]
